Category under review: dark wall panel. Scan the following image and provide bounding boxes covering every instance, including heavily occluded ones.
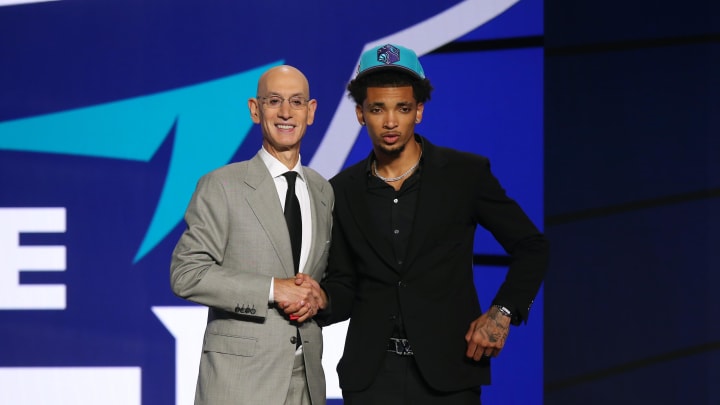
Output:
[545,0,719,403]
[546,44,720,216]
[547,352,720,405]
[546,200,720,375]
[545,1,719,46]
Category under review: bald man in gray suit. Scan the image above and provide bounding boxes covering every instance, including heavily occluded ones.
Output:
[170,65,333,405]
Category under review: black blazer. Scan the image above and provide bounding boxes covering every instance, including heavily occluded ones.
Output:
[320,136,549,392]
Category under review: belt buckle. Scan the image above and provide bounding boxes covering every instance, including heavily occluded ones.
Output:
[388,338,414,356]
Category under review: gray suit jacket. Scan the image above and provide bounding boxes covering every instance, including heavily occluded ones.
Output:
[170,152,333,405]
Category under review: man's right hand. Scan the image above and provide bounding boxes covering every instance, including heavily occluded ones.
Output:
[274,274,326,323]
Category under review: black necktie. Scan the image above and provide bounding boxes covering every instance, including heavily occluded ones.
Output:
[282,171,302,274]
[283,171,303,349]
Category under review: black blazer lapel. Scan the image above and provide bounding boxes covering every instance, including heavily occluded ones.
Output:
[403,139,451,272]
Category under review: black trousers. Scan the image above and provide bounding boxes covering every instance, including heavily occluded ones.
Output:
[343,353,481,405]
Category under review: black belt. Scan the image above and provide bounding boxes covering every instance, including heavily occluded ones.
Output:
[387,338,414,356]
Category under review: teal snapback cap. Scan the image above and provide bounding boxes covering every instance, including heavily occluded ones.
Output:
[356,44,425,79]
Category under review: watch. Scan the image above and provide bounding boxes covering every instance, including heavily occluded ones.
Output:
[494,304,512,318]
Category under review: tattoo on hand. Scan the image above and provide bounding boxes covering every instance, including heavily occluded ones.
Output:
[477,308,509,345]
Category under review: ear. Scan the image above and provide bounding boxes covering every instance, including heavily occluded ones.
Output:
[415,102,424,124]
[306,99,318,125]
[355,105,364,125]
[248,98,261,124]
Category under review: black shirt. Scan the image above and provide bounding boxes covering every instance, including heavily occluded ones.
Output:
[365,155,422,339]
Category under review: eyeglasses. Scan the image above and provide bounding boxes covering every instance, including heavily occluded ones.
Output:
[257,95,310,110]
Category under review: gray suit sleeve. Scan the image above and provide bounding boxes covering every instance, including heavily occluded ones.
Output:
[170,171,272,319]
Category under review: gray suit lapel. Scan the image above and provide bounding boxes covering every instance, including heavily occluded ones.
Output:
[244,154,295,278]
[304,171,330,279]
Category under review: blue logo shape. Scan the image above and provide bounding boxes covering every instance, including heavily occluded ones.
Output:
[0,61,282,262]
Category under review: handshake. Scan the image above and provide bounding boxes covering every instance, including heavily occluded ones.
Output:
[274,273,327,323]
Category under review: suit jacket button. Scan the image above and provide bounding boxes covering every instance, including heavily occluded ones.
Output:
[250,308,257,314]
[290,336,297,345]
[234,306,242,313]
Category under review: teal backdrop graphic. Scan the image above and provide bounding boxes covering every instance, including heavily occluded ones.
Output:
[0,0,544,403]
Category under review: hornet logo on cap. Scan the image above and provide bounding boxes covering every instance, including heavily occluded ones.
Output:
[377,44,401,64]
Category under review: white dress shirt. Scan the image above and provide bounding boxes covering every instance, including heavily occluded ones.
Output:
[258,147,312,302]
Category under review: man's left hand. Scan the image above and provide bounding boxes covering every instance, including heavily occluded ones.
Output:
[464,305,511,361]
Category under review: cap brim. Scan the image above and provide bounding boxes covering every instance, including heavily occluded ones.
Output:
[355,64,424,80]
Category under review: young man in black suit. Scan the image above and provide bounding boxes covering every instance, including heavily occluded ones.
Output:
[290,43,549,404]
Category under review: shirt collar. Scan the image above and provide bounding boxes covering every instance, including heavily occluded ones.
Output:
[259,147,305,181]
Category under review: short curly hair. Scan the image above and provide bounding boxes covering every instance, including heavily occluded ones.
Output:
[347,70,433,106]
